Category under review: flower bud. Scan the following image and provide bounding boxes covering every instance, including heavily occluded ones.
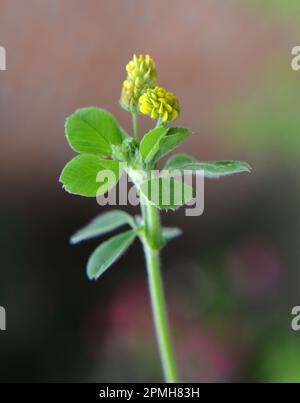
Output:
[126,54,157,87]
[120,54,157,112]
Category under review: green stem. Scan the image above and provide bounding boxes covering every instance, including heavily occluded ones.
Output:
[156,118,162,127]
[133,111,139,142]
[132,112,178,382]
[141,201,179,383]
[146,203,162,249]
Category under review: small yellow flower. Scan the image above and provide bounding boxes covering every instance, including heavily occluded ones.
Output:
[139,86,180,122]
[126,54,157,88]
[120,54,157,112]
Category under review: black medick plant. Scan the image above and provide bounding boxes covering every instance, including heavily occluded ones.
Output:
[59,54,251,382]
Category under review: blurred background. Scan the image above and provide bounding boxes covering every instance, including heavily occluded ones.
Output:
[0,0,300,382]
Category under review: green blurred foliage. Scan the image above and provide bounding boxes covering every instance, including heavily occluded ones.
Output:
[220,65,300,158]
[249,0,300,10]
[258,335,300,382]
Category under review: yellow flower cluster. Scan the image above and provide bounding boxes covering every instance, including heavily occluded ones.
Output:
[120,54,180,122]
[120,54,157,112]
[126,54,157,87]
[139,86,180,122]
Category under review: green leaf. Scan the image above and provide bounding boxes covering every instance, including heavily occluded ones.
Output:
[191,161,252,178]
[162,227,182,241]
[165,153,195,170]
[140,176,193,210]
[70,210,135,244]
[94,159,123,196]
[65,107,124,156]
[59,155,122,197]
[154,128,191,162]
[165,154,252,179]
[139,126,169,163]
[87,230,136,280]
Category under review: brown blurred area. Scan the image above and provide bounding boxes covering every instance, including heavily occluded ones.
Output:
[0,0,287,179]
[0,0,292,229]
[0,0,300,382]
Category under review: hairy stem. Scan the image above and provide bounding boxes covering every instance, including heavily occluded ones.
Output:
[133,111,139,142]
[141,201,179,383]
[133,111,178,382]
